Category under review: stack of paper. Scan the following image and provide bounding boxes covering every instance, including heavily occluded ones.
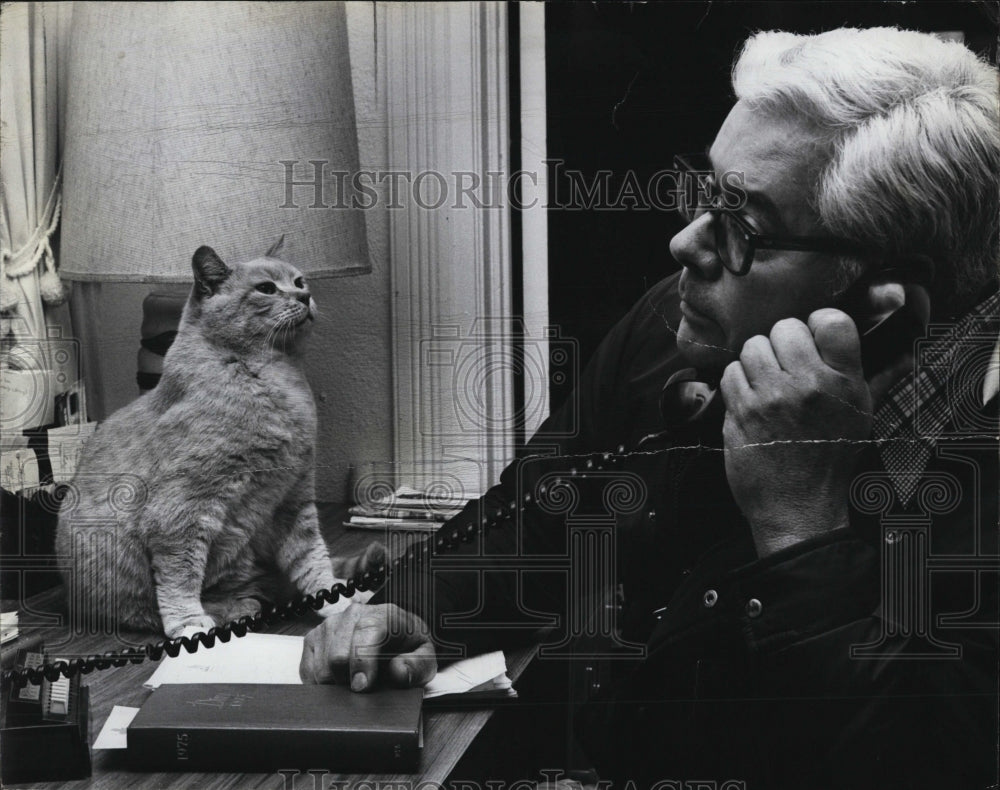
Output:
[347,485,465,532]
[423,650,516,702]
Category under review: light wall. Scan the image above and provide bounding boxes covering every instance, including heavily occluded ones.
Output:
[73,5,392,504]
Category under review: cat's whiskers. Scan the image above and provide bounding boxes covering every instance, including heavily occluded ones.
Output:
[263,321,285,364]
[262,307,306,362]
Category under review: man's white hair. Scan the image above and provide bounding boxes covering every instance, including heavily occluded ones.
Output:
[733,27,999,314]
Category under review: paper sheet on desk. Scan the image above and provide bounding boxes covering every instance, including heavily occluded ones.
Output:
[423,650,513,699]
[94,705,140,749]
[144,633,304,688]
[143,632,512,698]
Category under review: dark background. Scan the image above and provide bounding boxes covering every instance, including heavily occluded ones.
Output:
[544,1,999,409]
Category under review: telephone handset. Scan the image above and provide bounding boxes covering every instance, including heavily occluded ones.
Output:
[657,262,932,433]
[856,293,927,380]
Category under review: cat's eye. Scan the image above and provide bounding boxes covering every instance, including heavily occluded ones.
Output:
[294,277,305,289]
[255,282,277,295]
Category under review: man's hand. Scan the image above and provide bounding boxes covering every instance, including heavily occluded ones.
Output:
[720,309,873,558]
[299,603,437,691]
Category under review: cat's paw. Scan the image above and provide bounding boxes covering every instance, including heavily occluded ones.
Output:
[164,613,216,640]
[332,541,387,590]
[204,597,262,626]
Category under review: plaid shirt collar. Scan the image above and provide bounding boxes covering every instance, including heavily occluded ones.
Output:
[873,287,1000,507]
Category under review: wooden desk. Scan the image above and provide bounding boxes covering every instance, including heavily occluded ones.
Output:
[1,506,537,789]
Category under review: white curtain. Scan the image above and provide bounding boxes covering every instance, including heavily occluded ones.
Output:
[0,2,74,432]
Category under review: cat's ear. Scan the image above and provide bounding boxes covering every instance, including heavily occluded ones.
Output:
[264,234,285,259]
[192,246,232,298]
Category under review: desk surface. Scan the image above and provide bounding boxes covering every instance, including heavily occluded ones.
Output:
[1,505,536,789]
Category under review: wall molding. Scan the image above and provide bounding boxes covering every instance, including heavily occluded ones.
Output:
[518,2,550,439]
[382,1,512,499]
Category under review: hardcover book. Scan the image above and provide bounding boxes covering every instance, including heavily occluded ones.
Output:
[126,683,423,772]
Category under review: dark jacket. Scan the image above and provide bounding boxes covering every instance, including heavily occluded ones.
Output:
[375,273,999,789]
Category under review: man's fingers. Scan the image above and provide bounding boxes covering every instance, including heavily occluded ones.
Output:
[807,308,863,374]
[719,358,752,417]
[386,640,438,688]
[769,317,820,373]
[738,334,779,385]
[301,604,435,692]
[349,608,391,691]
[867,282,905,318]
[299,632,321,683]
[300,616,351,684]
[349,604,434,692]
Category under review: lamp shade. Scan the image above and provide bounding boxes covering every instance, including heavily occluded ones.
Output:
[60,1,369,281]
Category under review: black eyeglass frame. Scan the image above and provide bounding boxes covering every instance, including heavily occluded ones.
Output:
[673,153,870,276]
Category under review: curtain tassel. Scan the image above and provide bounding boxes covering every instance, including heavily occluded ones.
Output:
[1,174,66,308]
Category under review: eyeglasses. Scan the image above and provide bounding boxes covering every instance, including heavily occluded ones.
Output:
[673,153,868,276]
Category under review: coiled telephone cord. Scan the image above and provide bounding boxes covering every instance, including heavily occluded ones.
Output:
[2,446,646,690]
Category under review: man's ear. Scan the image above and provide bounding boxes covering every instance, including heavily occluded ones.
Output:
[265,234,285,258]
[192,246,231,298]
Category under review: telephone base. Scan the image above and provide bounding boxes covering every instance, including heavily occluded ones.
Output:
[1,684,92,784]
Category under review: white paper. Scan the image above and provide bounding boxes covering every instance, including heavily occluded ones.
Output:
[423,650,511,699]
[93,705,140,749]
[0,448,39,493]
[142,632,511,699]
[47,422,97,483]
[144,632,305,688]
[0,610,18,645]
[0,368,55,430]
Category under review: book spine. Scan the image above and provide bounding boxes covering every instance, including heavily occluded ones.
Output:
[127,727,420,772]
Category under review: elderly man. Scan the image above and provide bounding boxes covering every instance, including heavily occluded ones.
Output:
[303,27,999,788]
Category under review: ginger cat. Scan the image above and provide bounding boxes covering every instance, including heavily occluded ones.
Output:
[57,244,380,638]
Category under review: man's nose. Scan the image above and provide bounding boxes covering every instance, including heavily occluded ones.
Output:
[296,292,311,306]
[668,213,723,280]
